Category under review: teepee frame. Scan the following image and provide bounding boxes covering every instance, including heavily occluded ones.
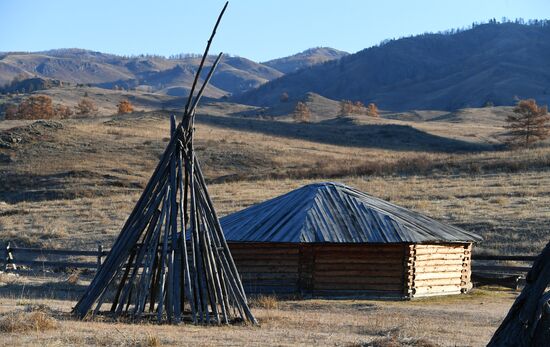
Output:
[73,2,257,325]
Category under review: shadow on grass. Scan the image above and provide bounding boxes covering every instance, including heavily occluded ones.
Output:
[196,114,497,153]
[0,279,87,301]
[0,169,143,203]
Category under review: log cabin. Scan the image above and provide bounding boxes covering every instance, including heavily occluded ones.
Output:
[220,182,482,299]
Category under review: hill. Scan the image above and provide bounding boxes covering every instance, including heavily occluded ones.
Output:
[235,22,550,111]
[262,47,348,74]
[0,47,347,99]
[0,49,283,98]
[237,92,341,121]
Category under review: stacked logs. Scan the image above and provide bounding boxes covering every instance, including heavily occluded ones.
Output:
[73,2,257,325]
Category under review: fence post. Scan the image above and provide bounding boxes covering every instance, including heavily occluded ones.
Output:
[5,242,16,271]
[3,243,7,271]
[96,243,103,272]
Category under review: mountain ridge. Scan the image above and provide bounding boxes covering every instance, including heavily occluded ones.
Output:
[262,47,349,74]
[0,47,346,98]
[234,22,550,111]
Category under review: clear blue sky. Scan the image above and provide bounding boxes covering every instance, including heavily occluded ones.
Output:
[0,0,548,62]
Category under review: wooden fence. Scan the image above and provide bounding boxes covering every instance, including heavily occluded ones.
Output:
[471,254,536,290]
[0,243,536,290]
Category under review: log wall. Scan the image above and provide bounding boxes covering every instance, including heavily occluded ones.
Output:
[228,242,473,299]
[228,243,300,295]
[312,244,406,298]
[406,243,472,298]
[228,243,407,298]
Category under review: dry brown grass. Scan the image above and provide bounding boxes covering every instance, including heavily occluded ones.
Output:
[0,107,550,253]
[0,283,516,346]
[0,310,58,333]
[2,100,539,345]
[142,334,161,347]
[250,295,279,310]
[65,269,81,285]
[1,109,550,254]
[366,333,441,347]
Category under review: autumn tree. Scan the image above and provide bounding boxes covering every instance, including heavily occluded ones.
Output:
[75,98,98,115]
[505,99,550,147]
[117,100,134,114]
[366,103,379,117]
[293,102,311,123]
[16,95,54,119]
[340,100,377,117]
[3,97,76,120]
[339,100,354,117]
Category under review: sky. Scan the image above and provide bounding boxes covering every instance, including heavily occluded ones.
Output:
[0,0,549,62]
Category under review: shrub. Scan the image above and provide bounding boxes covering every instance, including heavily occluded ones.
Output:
[75,98,98,115]
[0,311,58,333]
[117,100,134,114]
[250,295,279,309]
[54,104,74,118]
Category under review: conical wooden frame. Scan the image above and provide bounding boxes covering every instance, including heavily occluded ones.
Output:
[73,2,257,325]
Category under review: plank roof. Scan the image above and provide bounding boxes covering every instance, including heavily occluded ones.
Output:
[220,182,482,243]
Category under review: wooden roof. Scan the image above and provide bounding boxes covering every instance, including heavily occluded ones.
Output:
[220,182,482,244]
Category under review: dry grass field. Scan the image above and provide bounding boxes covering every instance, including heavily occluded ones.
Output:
[1,103,549,345]
[1,107,549,253]
[0,272,515,346]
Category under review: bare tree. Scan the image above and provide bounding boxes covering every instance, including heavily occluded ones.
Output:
[505,99,550,147]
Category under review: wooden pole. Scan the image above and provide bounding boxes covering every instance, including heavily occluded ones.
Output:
[74,2,257,325]
[96,244,102,272]
[178,150,196,323]
[183,1,228,118]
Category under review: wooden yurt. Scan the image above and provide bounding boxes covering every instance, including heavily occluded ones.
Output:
[220,182,482,299]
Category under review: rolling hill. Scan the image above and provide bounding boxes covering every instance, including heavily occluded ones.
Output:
[262,47,348,74]
[234,22,550,111]
[0,47,347,98]
[0,49,282,98]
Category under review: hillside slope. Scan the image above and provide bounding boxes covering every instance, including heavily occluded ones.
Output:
[0,49,283,98]
[235,23,550,111]
[263,47,348,74]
